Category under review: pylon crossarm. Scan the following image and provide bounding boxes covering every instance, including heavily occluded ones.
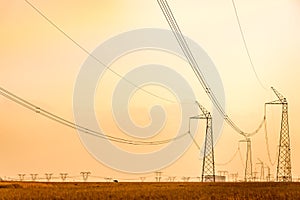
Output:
[190,115,207,120]
[265,100,283,105]
[271,87,285,103]
[195,101,211,118]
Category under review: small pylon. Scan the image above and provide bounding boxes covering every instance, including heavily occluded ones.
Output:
[18,174,26,181]
[80,172,91,182]
[45,173,53,182]
[155,172,162,182]
[256,159,264,181]
[240,138,252,181]
[140,177,146,182]
[230,173,238,182]
[30,174,38,181]
[60,173,68,182]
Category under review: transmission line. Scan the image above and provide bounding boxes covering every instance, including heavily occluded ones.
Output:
[215,144,241,166]
[24,0,266,138]
[264,104,277,166]
[238,144,245,168]
[157,0,265,137]
[0,87,189,145]
[231,0,267,90]
[24,0,187,104]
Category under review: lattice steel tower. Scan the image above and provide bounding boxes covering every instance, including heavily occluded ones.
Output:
[240,138,252,181]
[195,101,215,182]
[266,87,292,182]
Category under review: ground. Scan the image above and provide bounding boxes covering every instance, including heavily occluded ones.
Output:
[0,181,299,199]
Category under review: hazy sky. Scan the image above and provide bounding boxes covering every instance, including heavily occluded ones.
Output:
[0,0,300,181]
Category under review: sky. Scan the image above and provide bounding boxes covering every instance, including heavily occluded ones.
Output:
[0,0,300,181]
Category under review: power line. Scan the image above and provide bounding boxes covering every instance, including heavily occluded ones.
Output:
[24,0,185,104]
[0,86,189,145]
[231,0,268,90]
[238,144,245,168]
[157,0,265,137]
[215,144,240,166]
[264,106,277,166]
[215,143,244,168]
[24,0,266,139]
[25,0,267,139]
[187,131,201,150]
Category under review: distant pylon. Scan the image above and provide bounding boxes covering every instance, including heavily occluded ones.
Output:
[30,174,38,181]
[167,176,176,182]
[80,172,91,182]
[256,159,264,181]
[182,177,190,182]
[240,138,252,181]
[45,173,53,182]
[230,173,238,182]
[218,171,228,181]
[266,87,292,182]
[265,165,271,182]
[18,174,26,181]
[140,177,146,182]
[155,172,162,182]
[60,173,68,182]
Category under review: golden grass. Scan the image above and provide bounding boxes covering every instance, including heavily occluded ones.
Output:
[0,181,300,200]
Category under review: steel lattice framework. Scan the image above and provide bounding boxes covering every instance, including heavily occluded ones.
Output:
[240,138,253,181]
[266,87,292,182]
[194,101,215,182]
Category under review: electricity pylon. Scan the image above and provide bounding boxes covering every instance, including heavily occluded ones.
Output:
[60,173,68,182]
[30,174,38,181]
[155,171,162,182]
[193,101,215,182]
[45,173,53,182]
[240,138,252,181]
[266,87,292,182]
[80,172,91,182]
[18,174,26,181]
[265,165,271,182]
[140,177,146,182]
[256,158,264,181]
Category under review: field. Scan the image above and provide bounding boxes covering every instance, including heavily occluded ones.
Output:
[0,181,300,199]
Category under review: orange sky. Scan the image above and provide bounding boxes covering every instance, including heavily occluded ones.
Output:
[0,0,300,181]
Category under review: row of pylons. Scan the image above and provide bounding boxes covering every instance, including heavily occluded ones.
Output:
[197,87,292,182]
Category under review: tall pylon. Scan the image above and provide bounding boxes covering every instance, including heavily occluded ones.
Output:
[240,138,252,181]
[266,87,292,182]
[194,101,215,182]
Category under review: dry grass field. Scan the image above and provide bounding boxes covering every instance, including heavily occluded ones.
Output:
[0,181,300,200]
